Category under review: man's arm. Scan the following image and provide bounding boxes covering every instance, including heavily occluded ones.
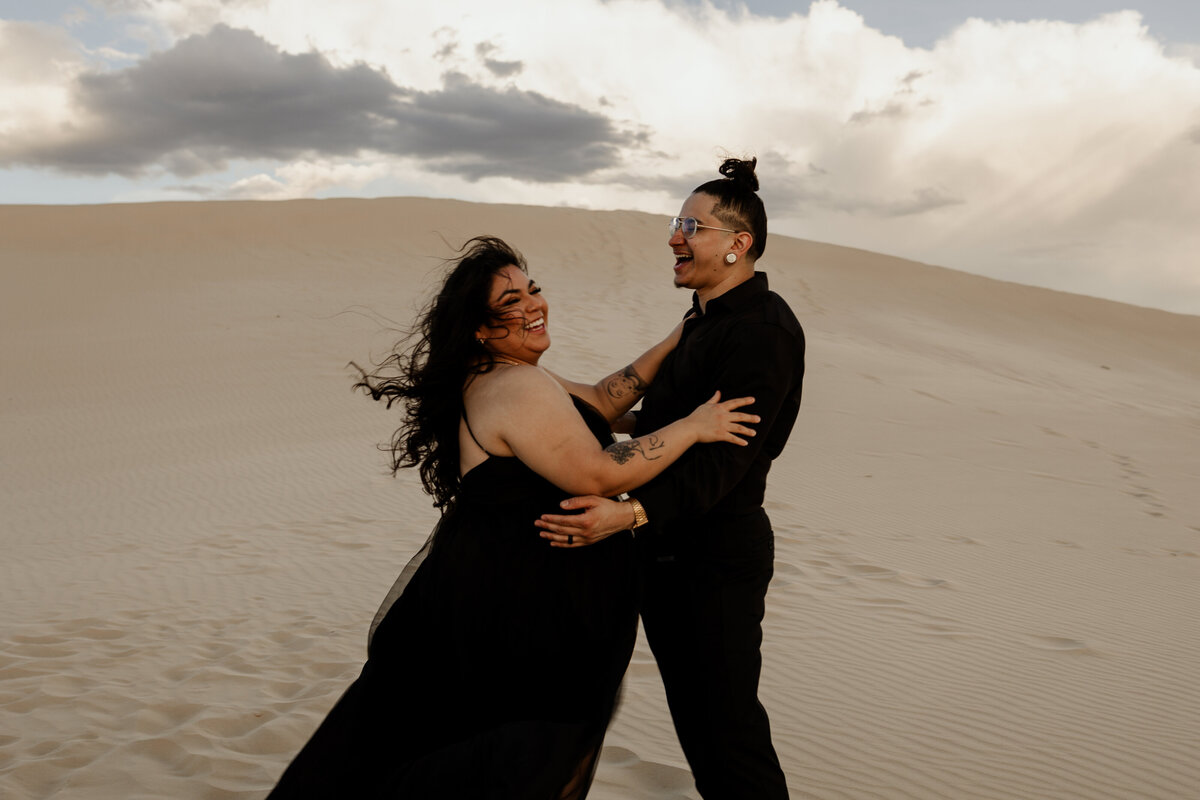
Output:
[543,316,688,423]
[538,322,802,546]
[633,322,801,523]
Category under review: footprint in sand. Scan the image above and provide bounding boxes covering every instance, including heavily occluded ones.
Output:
[918,623,972,641]
[1121,547,1198,558]
[1111,452,1170,518]
[1031,635,1097,656]
[847,563,896,579]
[195,710,275,739]
[846,563,950,588]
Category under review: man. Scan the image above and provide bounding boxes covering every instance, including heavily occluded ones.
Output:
[538,157,804,799]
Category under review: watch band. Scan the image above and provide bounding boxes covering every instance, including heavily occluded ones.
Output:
[628,497,649,529]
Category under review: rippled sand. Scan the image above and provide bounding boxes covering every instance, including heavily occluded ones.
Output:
[2,198,1198,798]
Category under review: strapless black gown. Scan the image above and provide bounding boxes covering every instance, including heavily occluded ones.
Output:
[269,397,640,799]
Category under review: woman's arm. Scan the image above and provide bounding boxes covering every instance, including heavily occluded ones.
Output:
[545,318,687,423]
[465,365,754,498]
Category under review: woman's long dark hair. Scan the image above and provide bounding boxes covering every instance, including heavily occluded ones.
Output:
[353,236,528,511]
[693,156,768,261]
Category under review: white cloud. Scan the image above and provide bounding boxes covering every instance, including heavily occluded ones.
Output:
[87,45,142,61]
[774,10,1200,312]
[0,20,91,139]
[4,0,1200,312]
[226,159,391,199]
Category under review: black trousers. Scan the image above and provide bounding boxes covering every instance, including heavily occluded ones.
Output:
[640,510,789,799]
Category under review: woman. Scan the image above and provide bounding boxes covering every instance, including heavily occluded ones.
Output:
[268,236,758,798]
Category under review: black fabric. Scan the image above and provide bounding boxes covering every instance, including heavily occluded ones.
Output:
[269,397,640,799]
[461,408,496,458]
[640,511,789,800]
[631,272,802,798]
[632,271,805,529]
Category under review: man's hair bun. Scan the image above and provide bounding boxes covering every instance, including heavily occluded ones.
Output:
[692,154,767,260]
[717,157,759,192]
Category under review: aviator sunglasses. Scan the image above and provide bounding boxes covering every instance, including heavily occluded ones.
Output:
[669,216,738,239]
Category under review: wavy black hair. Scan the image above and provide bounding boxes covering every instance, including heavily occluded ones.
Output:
[693,156,767,261]
[352,236,528,510]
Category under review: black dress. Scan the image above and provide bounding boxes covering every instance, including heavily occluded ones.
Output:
[269,397,640,799]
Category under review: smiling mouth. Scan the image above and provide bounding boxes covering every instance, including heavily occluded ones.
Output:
[673,253,693,269]
[524,317,546,332]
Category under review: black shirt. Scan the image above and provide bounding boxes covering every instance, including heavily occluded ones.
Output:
[633,272,806,531]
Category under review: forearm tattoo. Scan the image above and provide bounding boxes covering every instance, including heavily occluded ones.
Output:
[603,365,648,400]
[605,435,665,465]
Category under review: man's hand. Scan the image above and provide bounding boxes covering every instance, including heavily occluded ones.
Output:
[537,495,634,548]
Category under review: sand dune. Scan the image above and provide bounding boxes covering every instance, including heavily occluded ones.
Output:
[2,198,1198,798]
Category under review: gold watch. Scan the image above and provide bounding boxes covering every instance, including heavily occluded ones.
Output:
[628,497,649,530]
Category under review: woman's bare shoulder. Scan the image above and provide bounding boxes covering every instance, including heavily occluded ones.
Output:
[465,364,571,415]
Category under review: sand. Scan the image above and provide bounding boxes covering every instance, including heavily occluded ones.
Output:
[1,197,1198,799]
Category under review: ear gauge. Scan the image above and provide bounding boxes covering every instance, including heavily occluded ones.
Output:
[725,253,737,264]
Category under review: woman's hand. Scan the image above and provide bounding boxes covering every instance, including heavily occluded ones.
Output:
[686,391,758,445]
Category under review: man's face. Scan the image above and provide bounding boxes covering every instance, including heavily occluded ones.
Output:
[669,192,734,295]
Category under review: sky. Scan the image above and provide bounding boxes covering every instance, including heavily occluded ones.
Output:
[2,0,1199,315]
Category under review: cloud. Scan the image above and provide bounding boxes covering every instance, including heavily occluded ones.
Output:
[224,160,391,200]
[476,42,523,78]
[0,20,87,85]
[848,101,911,124]
[1,24,633,182]
[0,20,95,141]
[482,57,523,77]
[402,72,630,180]
[1167,42,1200,67]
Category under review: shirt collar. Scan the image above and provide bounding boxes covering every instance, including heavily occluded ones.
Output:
[690,271,770,317]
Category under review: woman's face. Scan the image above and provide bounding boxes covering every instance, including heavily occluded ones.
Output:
[476,264,550,364]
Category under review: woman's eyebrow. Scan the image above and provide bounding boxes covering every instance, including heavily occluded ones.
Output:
[497,279,535,301]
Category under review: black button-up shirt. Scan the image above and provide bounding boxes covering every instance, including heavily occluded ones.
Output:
[633,272,806,532]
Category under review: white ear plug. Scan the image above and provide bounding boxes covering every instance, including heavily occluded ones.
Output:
[725,253,737,264]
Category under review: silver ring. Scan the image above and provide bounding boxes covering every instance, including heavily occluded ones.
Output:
[568,534,574,545]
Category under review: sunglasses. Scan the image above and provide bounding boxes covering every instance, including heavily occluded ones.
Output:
[669,216,738,239]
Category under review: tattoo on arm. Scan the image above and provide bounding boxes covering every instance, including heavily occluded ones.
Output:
[603,365,648,400]
[605,435,665,465]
